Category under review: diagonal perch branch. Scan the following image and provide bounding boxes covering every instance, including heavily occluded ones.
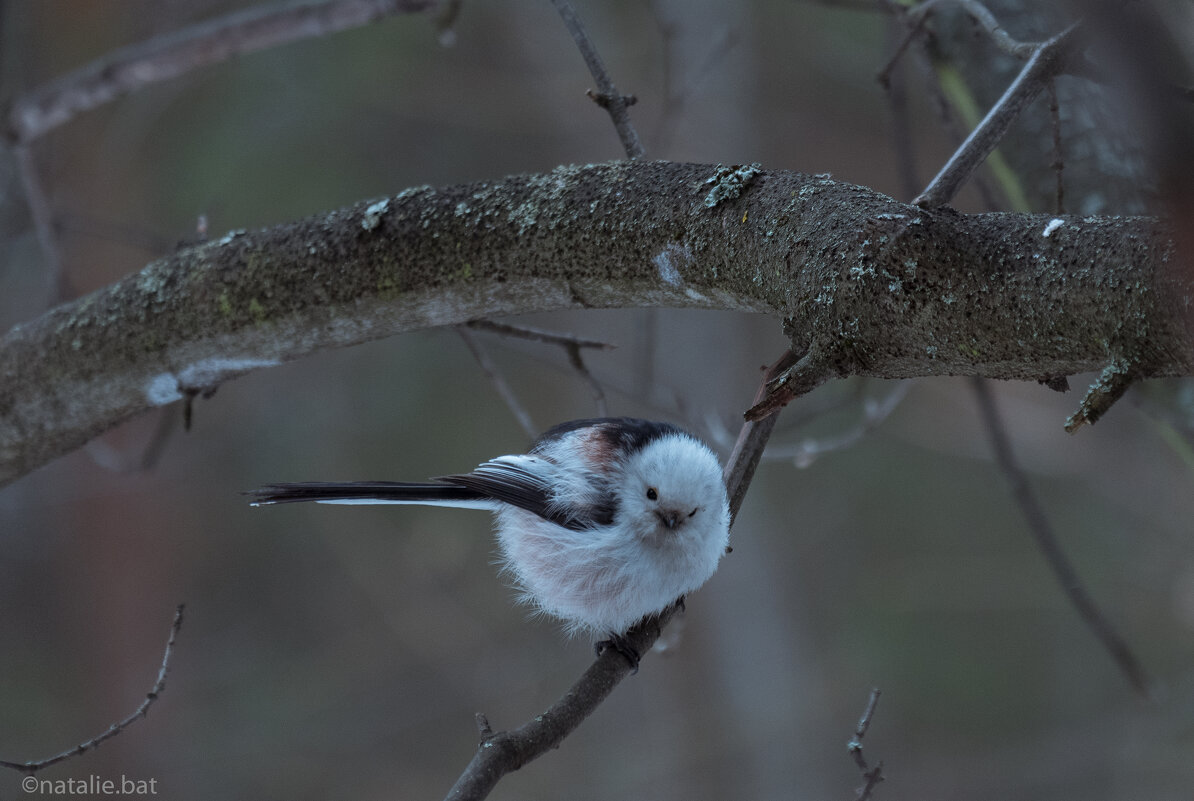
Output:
[442,354,790,801]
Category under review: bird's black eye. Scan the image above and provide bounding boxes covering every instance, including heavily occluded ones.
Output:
[646,487,658,501]
[688,507,699,518]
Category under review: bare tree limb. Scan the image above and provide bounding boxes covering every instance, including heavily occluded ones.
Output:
[4,0,441,146]
[971,378,1152,696]
[0,605,185,773]
[1,162,1188,487]
[549,0,645,160]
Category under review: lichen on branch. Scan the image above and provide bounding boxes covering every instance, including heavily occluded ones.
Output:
[0,161,1188,486]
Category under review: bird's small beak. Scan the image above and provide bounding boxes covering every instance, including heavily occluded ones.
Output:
[656,510,681,530]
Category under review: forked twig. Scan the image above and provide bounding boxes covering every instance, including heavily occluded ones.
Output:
[463,320,615,421]
[549,0,645,159]
[914,22,1082,207]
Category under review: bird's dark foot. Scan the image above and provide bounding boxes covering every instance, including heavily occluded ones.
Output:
[595,632,641,674]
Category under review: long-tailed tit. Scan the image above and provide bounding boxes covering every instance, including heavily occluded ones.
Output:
[248,418,730,650]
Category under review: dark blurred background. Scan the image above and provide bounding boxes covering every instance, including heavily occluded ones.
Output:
[1,2,1192,799]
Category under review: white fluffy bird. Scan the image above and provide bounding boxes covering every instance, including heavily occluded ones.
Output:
[249,418,731,648]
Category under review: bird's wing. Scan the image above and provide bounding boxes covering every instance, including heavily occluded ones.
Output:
[438,455,600,531]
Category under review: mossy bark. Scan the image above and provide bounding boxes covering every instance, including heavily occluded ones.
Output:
[1,161,1189,485]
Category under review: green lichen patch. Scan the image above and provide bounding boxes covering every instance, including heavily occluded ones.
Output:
[704,163,763,208]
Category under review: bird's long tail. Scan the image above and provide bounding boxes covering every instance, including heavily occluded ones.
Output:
[246,481,496,509]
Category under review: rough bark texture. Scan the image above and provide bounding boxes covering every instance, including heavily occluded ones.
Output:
[1,160,1189,486]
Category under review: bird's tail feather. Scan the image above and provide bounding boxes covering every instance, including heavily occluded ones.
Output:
[246,481,495,509]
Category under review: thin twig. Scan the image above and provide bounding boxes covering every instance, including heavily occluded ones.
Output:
[0,605,186,773]
[433,0,465,46]
[549,0,645,160]
[847,688,885,801]
[875,0,937,90]
[464,319,615,420]
[914,22,1082,208]
[764,380,910,469]
[443,354,787,801]
[84,406,178,473]
[563,341,609,417]
[956,0,1036,58]
[970,378,1152,696]
[645,1,737,155]
[13,145,65,303]
[5,0,440,146]
[456,327,537,438]
[901,18,1005,210]
[879,16,922,202]
[1046,79,1066,214]
[464,319,614,352]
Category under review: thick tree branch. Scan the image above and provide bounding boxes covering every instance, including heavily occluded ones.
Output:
[1,161,1189,486]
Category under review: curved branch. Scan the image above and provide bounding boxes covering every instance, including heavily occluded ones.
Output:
[1,161,1189,486]
[5,0,440,145]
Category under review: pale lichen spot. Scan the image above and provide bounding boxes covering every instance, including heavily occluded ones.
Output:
[703,163,763,208]
[361,199,390,231]
[652,243,692,286]
[509,201,538,235]
[143,357,281,407]
[1042,218,1064,238]
[395,184,432,202]
[145,373,183,406]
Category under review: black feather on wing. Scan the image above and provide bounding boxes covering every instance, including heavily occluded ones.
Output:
[439,457,600,531]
